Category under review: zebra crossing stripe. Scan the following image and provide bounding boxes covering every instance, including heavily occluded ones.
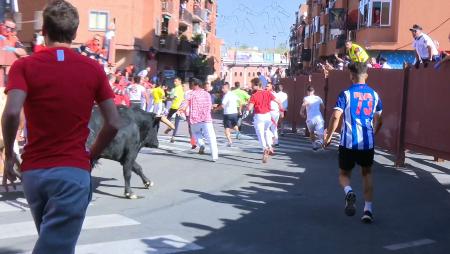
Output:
[74,234,202,254]
[0,214,140,240]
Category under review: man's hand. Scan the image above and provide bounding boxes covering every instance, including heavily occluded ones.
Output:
[323,130,333,148]
[2,152,21,192]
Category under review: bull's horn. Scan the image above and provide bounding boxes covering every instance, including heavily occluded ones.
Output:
[160,116,175,130]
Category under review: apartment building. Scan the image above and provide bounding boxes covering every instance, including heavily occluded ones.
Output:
[14,0,222,79]
[290,0,450,70]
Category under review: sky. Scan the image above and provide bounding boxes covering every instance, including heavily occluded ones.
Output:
[216,0,306,50]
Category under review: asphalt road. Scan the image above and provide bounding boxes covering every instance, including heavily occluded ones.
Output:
[0,117,449,254]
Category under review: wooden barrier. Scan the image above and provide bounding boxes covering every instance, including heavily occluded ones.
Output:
[280,63,450,166]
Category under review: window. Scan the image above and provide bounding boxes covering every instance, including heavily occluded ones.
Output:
[234,72,237,76]
[240,72,242,77]
[248,72,251,77]
[358,0,391,28]
[89,11,108,31]
[320,25,325,43]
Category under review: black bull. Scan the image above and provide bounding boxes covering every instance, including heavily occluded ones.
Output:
[86,106,174,199]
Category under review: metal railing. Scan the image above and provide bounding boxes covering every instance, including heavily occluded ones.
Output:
[179,9,193,24]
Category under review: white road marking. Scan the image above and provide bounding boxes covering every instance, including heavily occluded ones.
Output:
[74,234,202,254]
[384,239,436,251]
[0,214,140,240]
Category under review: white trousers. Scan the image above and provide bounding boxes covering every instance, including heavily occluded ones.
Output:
[306,117,325,145]
[153,102,164,116]
[253,113,273,151]
[269,111,280,145]
[191,122,219,160]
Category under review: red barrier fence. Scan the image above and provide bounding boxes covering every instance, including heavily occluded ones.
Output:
[281,63,450,166]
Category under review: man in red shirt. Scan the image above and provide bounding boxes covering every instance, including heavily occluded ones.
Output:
[247,78,283,163]
[1,1,120,253]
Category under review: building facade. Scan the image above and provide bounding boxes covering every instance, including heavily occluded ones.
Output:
[14,0,222,80]
[221,48,289,89]
[289,0,450,71]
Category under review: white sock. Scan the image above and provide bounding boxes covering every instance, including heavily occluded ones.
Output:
[364,202,373,212]
[344,186,353,195]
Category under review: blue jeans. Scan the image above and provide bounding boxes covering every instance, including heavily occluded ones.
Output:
[22,167,92,254]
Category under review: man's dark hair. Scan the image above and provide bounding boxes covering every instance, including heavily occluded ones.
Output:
[192,78,204,88]
[257,72,261,76]
[306,85,315,92]
[251,77,261,87]
[43,0,79,43]
[133,76,141,84]
[348,62,368,78]
[234,81,240,88]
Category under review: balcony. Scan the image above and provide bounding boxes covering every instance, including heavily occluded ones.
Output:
[178,40,194,54]
[192,6,205,22]
[161,0,174,16]
[205,0,213,13]
[205,22,212,33]
[179,9,192,27]
[159,35,177,51]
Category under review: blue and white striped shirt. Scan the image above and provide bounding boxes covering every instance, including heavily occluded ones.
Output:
[334,84,383,150]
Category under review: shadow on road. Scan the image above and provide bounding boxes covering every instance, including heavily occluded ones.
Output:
[178,139,450,254]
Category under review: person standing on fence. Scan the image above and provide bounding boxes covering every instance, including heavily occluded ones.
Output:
[2,1,120,252]
[345,40,369,63]
[300,86,325,151]
[410,24,440,68]
[247,78,284,163]
[324,62,383,224]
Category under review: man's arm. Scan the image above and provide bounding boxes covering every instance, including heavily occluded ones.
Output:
[373,113,383,135]
[300,99,307,118]
[2,89,25,158]
[89,99,121,162]
[324,109,343,147]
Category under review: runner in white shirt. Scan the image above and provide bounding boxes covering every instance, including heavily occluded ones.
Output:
[127,76,147,109]
[276,85,288,136]
[267,82,282,147]
[214,83,240,146]
[300,85,325,150]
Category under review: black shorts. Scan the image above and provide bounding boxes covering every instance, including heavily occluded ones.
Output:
[339,146,375,171]
[223,113,238,129]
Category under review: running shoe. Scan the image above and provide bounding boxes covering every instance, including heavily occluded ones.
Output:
[361,210,374,224]
[344,191,356,216]
[227,142,232,147]
[199,146,205,155]
[191,144,197,150]
[170,137,175,143]
[235,131,241,140]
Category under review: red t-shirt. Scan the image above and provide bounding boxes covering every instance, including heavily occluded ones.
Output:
[5,47,114,172]
[249,90,275,114]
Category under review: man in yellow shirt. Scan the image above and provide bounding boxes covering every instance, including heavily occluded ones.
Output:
[152,83,165,116]
[345,40,369,63]
[164,78,184,142]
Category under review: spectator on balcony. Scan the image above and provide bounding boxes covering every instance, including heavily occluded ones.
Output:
[372,8,381,26]
[367,57,381,69]
[345,40,369,63]
[181,0,188,14]
[379,57,392,69]
[0,19,27,58]
[410,24,440,67]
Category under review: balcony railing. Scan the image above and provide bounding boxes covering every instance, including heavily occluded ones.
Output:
[206,22,212,33]
[179,9,193,25]
[193,5,204,21]
[178,40,194,53]
[205,0,213,12]
[161,0,174,15]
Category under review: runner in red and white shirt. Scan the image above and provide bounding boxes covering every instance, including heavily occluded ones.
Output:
[247,78,284,163]
[180,78,218,161]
